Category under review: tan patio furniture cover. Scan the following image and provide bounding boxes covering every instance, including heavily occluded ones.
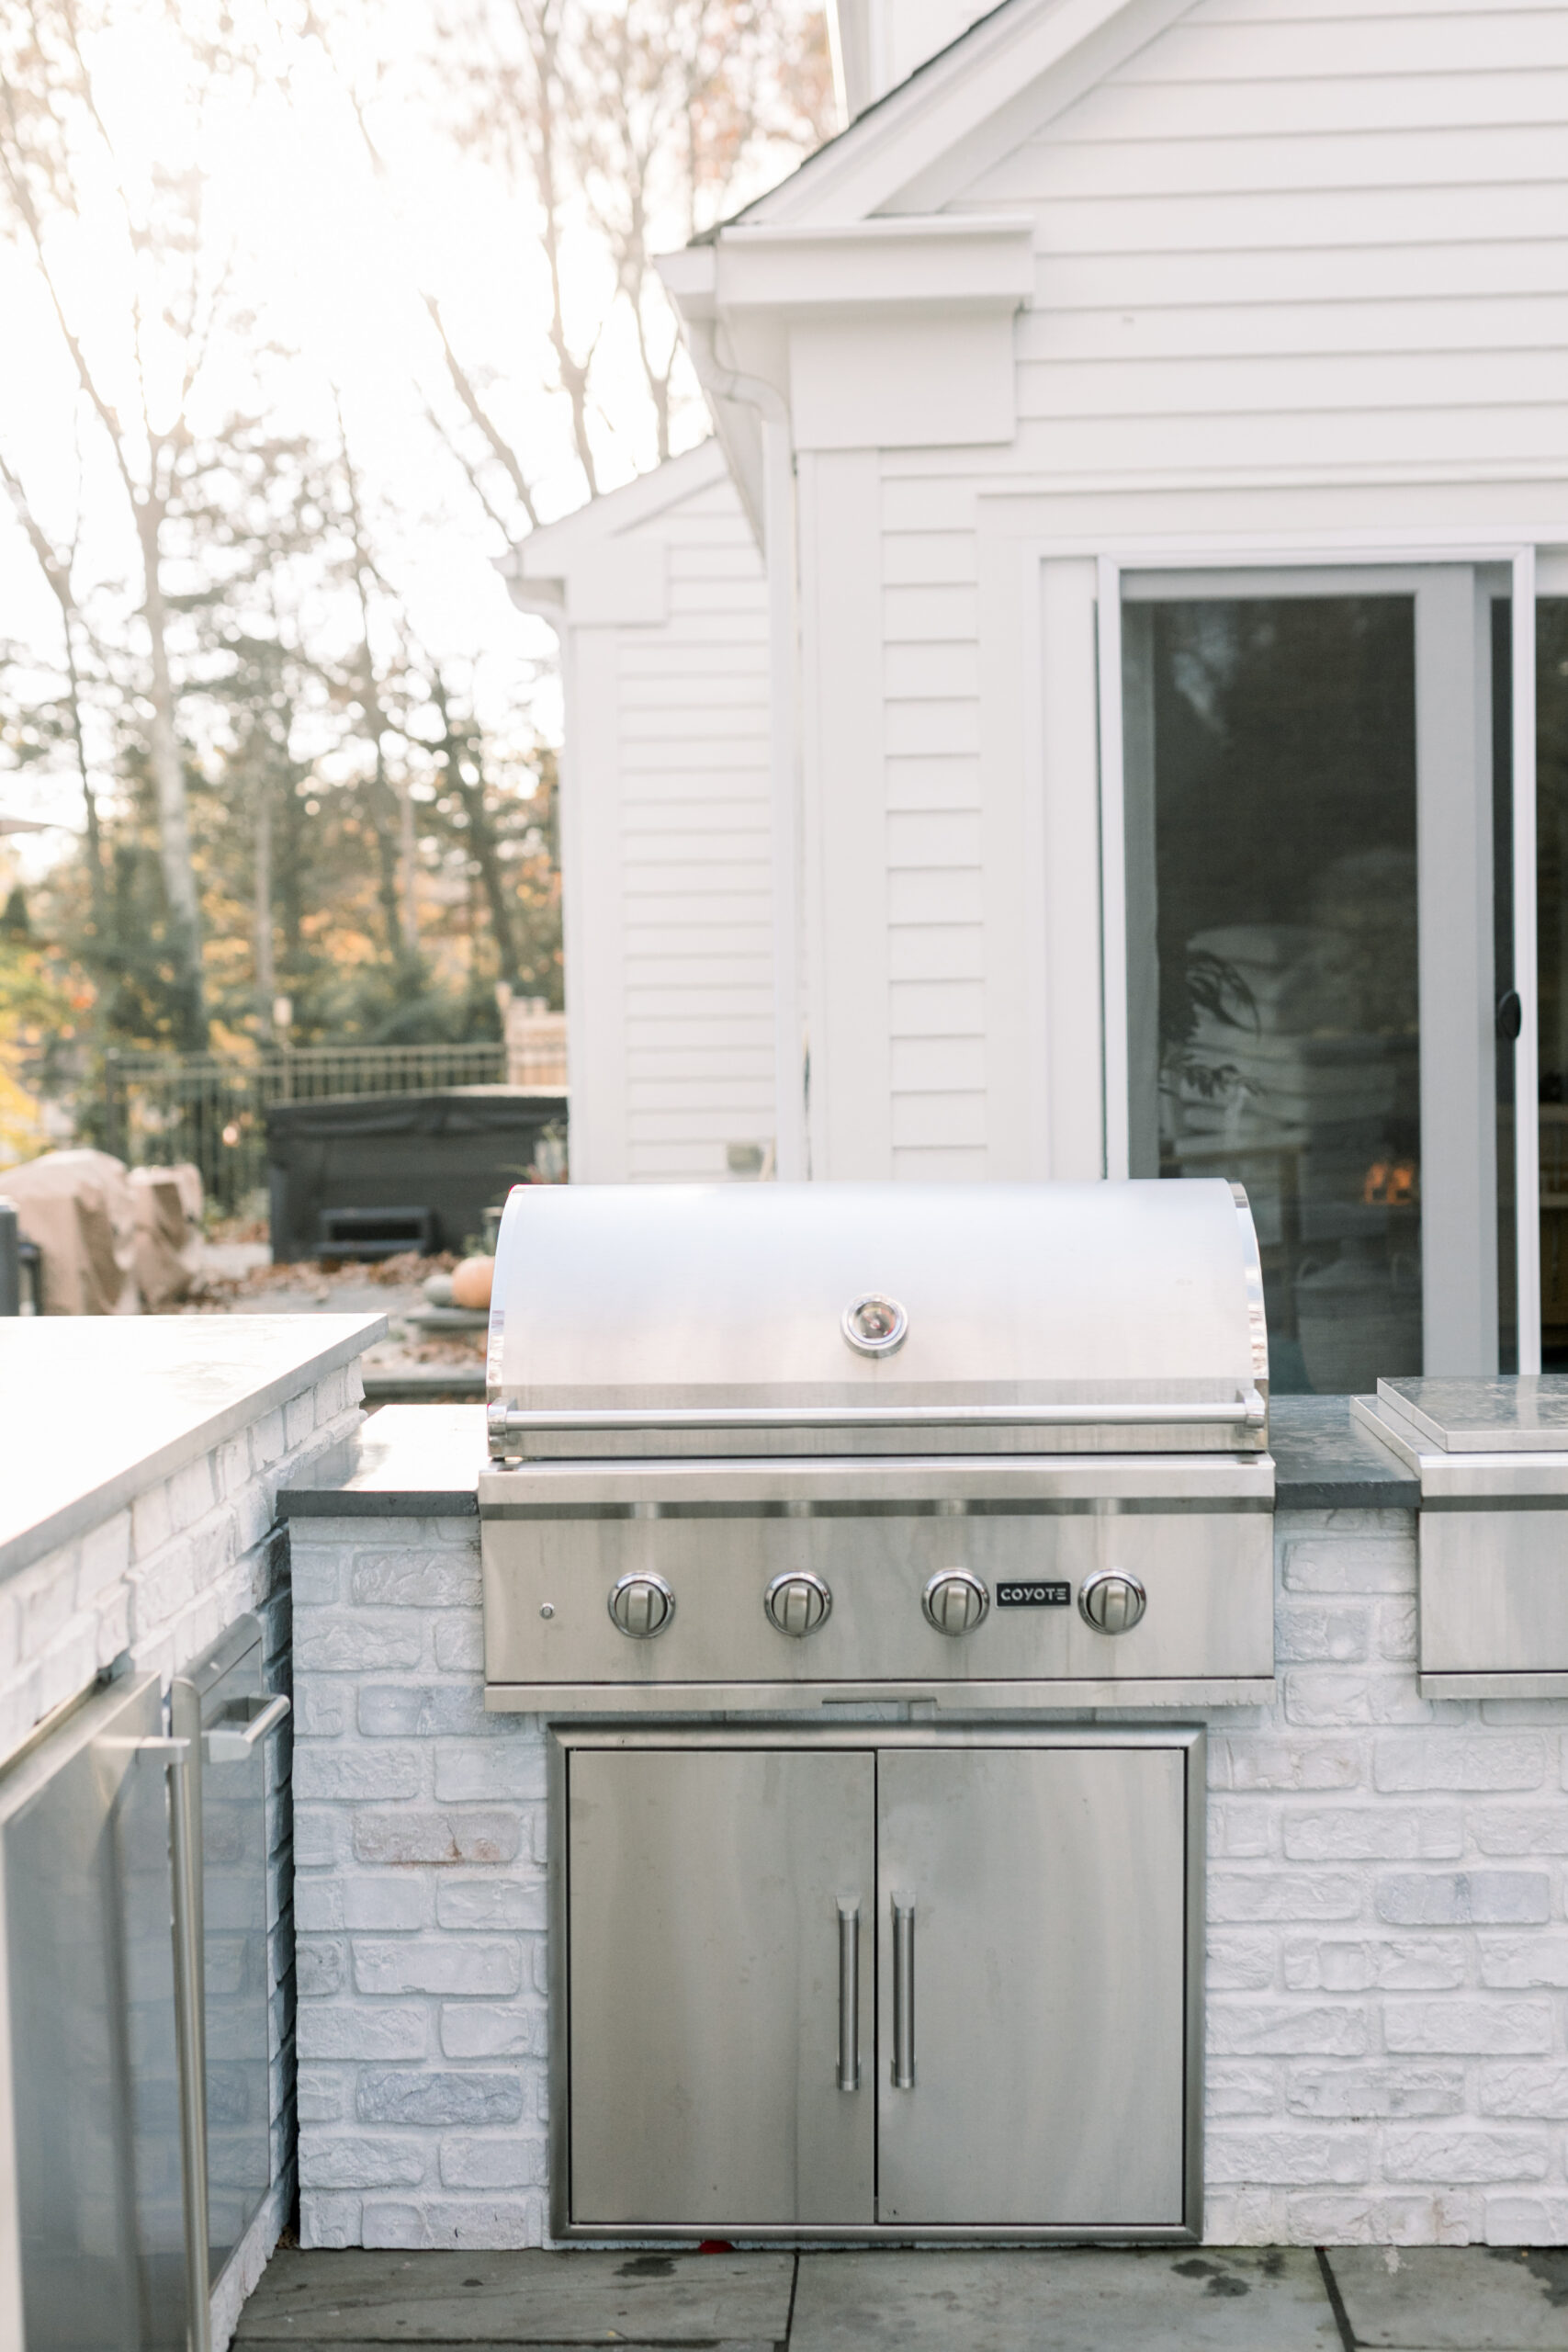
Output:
[2,1148,139,1315]
[130,1163,204,1308]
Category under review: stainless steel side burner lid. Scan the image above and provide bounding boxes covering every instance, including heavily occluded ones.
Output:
[1355,1375,1568,1698]
[484,1179,1269,1463]
[479,1182,1275,1713]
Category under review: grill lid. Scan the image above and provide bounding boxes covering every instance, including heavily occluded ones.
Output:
[486,1180,1268,1460]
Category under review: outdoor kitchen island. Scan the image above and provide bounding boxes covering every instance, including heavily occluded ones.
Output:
[281,1317,1568,2255]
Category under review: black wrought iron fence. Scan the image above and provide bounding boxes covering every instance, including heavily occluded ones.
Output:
[103,1042,508,1217]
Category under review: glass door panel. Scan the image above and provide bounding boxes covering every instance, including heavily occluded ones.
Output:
[1122,567,1503,1394]
[1530,599,1568,1364]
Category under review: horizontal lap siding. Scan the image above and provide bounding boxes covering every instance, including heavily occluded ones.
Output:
[954,1,1568,484]
[882,500,987,1176]
[615,496,773,1182]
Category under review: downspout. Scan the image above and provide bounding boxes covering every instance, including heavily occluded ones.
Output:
[686,323,809,1182]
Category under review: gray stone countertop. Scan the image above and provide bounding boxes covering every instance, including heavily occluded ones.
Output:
[278,1403,485,1516]
[0,1312,387,1580]
[277,1395,1417,1517]
[1269,1393,1416,1510]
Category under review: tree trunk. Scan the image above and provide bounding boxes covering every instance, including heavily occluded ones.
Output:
[137,503,207,1046]
[254,762,276,1024]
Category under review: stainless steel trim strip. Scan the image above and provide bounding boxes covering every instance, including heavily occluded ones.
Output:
[487,1678,1276,1713]
[483,1494,1274,1522]
[837,1898,861,2093]
[892,1900,916,2091]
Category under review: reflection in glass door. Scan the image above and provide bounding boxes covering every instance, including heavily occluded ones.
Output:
[1119,569,1503,1395]
[1530,603,1568,1363]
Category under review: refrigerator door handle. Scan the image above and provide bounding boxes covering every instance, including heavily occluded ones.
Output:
[124,1736,213,2352]
[836,1897,861,2090]
[204,1690,290,1763]
[892,1898,916,2090]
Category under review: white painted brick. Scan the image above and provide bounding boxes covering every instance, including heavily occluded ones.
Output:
[352,1555,480,1609]
[75,1511,132,1600]
[1208,1801,1272,1858]
[1285,2193,1478,2246]
[167,1453,217,1531]
[1383,2000,1554,2055]
[1208,2131,1370,2186]
[1283,1940,1465,1994]
[439,2004,548,2060]
[1210,2006,1369,2057]
[1210,1736,1361,1792]
[1282,1670,1432,1727]
[1280,1537,1414,1595]
[292,1747,423,1804]
[434,1879,547,1932]
[1485,2194,1568,2244]
[1478,1933,1568,1989]
[130,1481,174,1560]
[297,1617,424,1673]
[351,1810,521,1866]
[295,1682,348,1738]
[1274,1605,1371,1664]
[434,1615,485,1673]
[1202,2188,1285,2245]
[359,2194,544,2250]
[290,1555,341,1608]
[297,2069,349,2124]
[1478,2064,1568,2118]
[284,1389,318,1451]
[1206,2063,1278,2116]
[433,1741,547,1804]
[301,2136,427,2189]
[1375,1873,1551,1927]
[1375,1599,1419,1662]
[1382,2127,1551,2184]
[1472,1805,1568,1857]
[1285,2065,1464,2119]
[1206,1932,1276,1991]
[359,1684,492,1737]
[300,2190,366,2249]
[353,1939,521,1998]
[294,1811,352,1869]
[1374,1735,1549,1792]
[1209,1871,1361,1924]
[438,2134,547,2189]
[1282,1809,1461,1862]
[357,2070,525,2126]
[295,2005,430,2061]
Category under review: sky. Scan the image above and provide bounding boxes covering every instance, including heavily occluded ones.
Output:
[0,0,817,862]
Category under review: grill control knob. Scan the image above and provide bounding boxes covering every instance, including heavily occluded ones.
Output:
[922,1570,989,1636]
[764,1572,832,1637]
[607,1573,674,1639]
[1078,1569,1147,1635]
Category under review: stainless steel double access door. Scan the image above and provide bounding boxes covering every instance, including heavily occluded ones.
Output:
[552,1724,1204,2242]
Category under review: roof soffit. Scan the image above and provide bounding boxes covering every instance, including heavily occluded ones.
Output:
[739,0,1197,228]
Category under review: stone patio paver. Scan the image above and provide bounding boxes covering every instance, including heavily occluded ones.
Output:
[1330,2246,1568,2350]
[233,2247,795,2347]
[788,2246,1342,2352]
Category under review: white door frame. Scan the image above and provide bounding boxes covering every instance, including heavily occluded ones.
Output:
[1094,537,1543,1375]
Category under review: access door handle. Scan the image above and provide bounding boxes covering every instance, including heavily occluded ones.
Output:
[204,1691,290,1763]
[891,1899,916,2089]
[837,1898,861,2091]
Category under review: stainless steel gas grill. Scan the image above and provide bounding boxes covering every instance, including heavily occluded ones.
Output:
[479,1179,1275,1712]
[480,1180,1270,2243]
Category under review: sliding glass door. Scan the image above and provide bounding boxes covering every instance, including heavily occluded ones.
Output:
[1113,563,1518,1394]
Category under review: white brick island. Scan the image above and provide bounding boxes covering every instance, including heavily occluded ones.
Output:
[278,1401,1568,2254]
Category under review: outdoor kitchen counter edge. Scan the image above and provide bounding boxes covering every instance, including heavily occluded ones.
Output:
[275,1395,1417,1516]
[0,1312,389,1581]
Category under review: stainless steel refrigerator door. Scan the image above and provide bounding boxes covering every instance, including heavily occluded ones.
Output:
[174,1616,274,2291]
[0,1672,189,2351]
[875,1745,1188,2228]
[566,1747,874,2229]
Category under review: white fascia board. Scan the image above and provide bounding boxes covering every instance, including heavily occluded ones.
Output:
[740,0,1183,227]
[496,443,732,626]
[712,216,1035,313]
[508,442,730,571]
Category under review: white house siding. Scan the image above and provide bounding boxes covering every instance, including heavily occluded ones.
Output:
[515,450,775,1183]
[786,0,1568,1181]
[617,476,774,1181]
